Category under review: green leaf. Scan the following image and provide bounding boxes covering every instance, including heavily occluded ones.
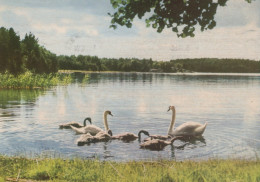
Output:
[172,27,178,32]
[112,2,118,9]
[109,25,117,29]
[208,20,216,29]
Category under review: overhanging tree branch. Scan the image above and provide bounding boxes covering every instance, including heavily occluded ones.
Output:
[109,0,252,37]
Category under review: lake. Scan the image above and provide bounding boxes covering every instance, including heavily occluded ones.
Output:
[0,72,260,161]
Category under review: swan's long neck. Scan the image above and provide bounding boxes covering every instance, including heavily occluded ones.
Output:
[138,130,150,141]
[103,112,109,131]
[83,118,91,126]
[83,118,87,126]
[168,107,176,134]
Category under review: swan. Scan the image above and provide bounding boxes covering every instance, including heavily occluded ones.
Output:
[143,133,171,142]
[71,110,113,135]
[137,130,171,142]
[167,106,207,136]
[140,136,183,151]
[76,129,113,146]
[111,130,149,142]
[59,117,92,129]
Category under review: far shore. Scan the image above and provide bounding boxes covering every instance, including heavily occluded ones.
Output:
[58,69,260,76]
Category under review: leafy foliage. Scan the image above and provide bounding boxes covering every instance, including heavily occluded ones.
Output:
[109,0,251,37]
[0,27,58,74]
[171,58,260,73]
[0,27,22,73]
[0,71,72,89]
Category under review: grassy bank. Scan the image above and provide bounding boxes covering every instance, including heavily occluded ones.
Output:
[0,71,72,89]
[0,156,259,181]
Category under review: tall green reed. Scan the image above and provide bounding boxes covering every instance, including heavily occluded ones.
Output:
[0,71,73,89]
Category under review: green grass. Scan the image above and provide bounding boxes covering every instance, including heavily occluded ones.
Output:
[0,71,73,89]
[0,156,259,182]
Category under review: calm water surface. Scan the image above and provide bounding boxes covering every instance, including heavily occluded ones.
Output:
[0,73,260,161]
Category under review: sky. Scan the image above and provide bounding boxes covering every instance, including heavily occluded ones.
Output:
[0,0,259,61]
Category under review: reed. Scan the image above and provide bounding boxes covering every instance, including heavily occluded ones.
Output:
[0,155,259,182]
[0,71,73,89]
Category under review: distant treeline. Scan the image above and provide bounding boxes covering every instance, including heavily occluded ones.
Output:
[171,58,260,73]
[58,56,260,73]
[1,27,259,74]
[57,56,154,72]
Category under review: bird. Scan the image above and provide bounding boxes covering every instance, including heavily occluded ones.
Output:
[110,129,151,142]
[140,136,184,151]
[76,129,113,146]
[143,132,171,142]
[136,130,171,142]
[167,106,207,137]
[71,110,113,135]
[59,117,92,129]
[111,132,138,142]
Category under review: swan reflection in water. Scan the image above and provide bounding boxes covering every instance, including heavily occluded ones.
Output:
[174,136,206,150]
[170,136,207,159]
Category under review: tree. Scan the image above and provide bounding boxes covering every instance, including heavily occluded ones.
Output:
[21,33,40,72]
[109,0,252,37]
[0,27,9,72]
[21,32,58,73]
[0,27,22,74]
[8,28,22,74]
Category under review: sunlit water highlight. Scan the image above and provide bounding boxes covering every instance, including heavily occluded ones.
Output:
[0,73,260,161]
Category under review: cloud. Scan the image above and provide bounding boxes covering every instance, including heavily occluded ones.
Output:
[32,23,67,34]
[0,0,114,16]
[216,0,260,28]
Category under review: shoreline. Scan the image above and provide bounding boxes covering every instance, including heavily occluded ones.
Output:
[1,155,259,181]
[58,69,260,76]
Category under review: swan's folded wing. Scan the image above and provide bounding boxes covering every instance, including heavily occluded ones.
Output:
[175,122,206,135]
[83,125,103,135]
[71,125,103,135]
[70,125,85,134]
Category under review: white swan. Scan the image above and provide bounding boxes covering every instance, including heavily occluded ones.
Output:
[71,110,113,135]
[167,106,207,136]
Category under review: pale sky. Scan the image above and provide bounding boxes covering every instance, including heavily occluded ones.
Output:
[0,0,259,61]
